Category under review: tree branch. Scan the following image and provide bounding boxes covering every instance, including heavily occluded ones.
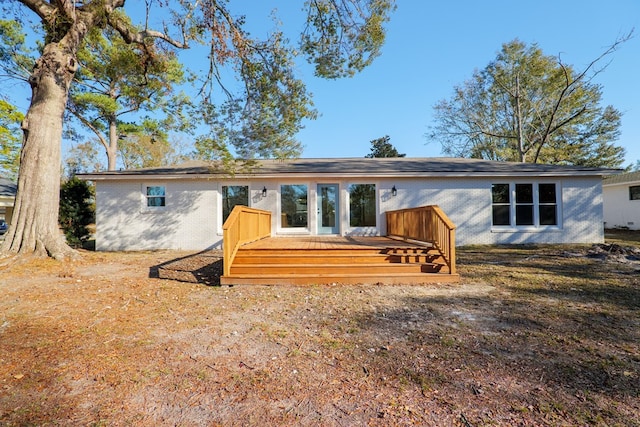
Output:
[106,13,188,49]
[67,104,108,152]
[54,0,76,21]
[562,29,633,85]
[16,0,56,21]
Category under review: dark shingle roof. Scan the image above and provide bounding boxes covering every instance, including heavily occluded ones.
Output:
[603,170,640,185]
[79,157,620,180]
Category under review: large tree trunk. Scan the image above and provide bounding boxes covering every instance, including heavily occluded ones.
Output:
[1,43,79,259]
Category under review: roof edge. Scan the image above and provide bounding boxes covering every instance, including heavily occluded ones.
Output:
[76,157,621,181]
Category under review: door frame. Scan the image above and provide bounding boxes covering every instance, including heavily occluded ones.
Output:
[317,183,340,234]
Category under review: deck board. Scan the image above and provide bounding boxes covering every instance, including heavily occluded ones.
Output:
[241,236,430,250]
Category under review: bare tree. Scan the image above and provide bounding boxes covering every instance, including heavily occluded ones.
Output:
[429,35,631,167]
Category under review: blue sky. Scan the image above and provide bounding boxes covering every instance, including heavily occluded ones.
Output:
[272,0,640,166]
[8,1,639,168]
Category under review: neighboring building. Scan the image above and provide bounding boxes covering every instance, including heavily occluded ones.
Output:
[603,171,640,230]
[0,177,17,225]
[79,157,616,251]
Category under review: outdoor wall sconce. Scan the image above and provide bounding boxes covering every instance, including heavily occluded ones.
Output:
[262,186,268,198]
[391,185,397,196]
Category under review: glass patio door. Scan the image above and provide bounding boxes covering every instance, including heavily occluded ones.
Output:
[317,184,339,234]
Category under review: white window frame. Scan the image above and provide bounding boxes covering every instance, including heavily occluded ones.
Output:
[142,183,167,212]
[491,181,562,231]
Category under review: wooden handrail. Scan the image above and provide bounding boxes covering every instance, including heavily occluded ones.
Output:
[386,205,456,274]
[223,206,272,277]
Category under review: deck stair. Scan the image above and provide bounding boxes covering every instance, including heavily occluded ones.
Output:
[220,237,459,285]
[221,205,458,286]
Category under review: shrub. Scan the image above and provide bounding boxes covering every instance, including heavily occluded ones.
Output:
[59,176,95,248]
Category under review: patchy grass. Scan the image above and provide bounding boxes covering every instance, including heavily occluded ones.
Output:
[606,228,640,245]
[0,234,638,426]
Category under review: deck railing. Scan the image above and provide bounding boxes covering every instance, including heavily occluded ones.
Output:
[223,206,272,277]
[386,205,456,274]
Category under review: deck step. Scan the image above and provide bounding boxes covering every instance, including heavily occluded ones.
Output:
[233,252,390,264]
[237,248,391,256]
[230,262,445,275]
[220,272,460,286]
[224,236,457,286]
[232,252,444,265]
[239,247,438,255]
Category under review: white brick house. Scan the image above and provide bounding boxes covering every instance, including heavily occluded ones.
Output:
[603,171,640,230]
[80,158,614,251]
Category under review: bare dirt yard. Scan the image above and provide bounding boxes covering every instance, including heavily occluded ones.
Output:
[1,231,639,426]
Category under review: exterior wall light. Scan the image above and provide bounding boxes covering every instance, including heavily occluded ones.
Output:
[391,185,397,197]
[262,186,268,198]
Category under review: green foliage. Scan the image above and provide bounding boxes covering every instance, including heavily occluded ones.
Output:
[301,0,395,78]
[73,23,190,118]
[68,23,193,170]
[187,20,317,161]
[0,99,24,180]
[219,31,315,159]
[0,19,34,82]
[2,1,394,199]
[59,177,95,248]
[188,0,394,161]
[64,140,103,177]
[117,120,184,169]
[2,3,394,171]
[365,135,405,158]
[430,39,627,167]
[0,20,30,180]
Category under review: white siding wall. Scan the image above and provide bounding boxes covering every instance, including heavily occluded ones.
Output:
[379,178,489,246]
[96,180,219,251]
[561,179,604,243]
[603,181,640,230]
[379,176,603,246]
[95,175,605,250]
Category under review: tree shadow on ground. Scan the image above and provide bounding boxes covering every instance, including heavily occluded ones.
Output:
[459,245,640,311]
[149,250,224,286]
[350,281,639,425]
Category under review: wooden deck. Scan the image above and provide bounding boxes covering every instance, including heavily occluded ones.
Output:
[238,236,430,250]
[220,236,460,285]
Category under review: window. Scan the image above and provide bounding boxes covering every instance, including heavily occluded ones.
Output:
[491,184,510,226]
[515,184,534,225]
[280,184,308,228]
[349,184,376,227]
[492,183,558,227]
[145,185,166,208]
[222,185,248,223]
[630,185,640,201]
[538,183,558,225]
